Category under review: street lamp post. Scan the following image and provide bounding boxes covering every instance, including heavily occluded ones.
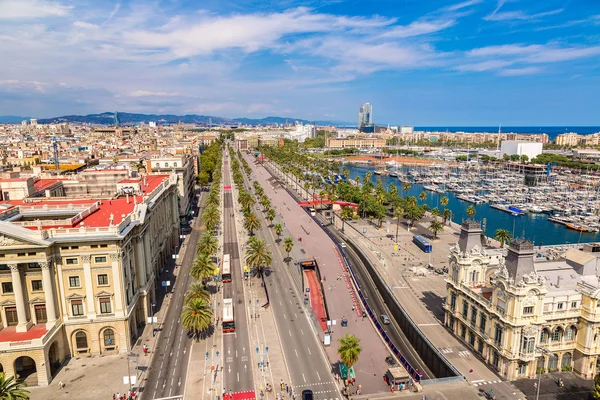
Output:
[535,346,554,400]
[151,303,156,337]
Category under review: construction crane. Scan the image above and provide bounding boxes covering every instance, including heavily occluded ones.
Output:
[53,136,60,170]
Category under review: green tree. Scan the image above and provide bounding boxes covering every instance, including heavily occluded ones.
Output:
[442,208,453,225]
[440,196,449,208]
[283,237,294,262]
[419,191,427,203]
[393,205,404,243]
[244,214,261,236]
[402,182,411,196]
[494,228,511,248]
[273,223,283,242]
[593,373,600,399]
[337,334,362,369]
[0,372,29,400]
[202,205,220,233]
[245,237,272,277]
[404,205,424,230]
[181,298,213,339]
[197,232,218,257]
[466,205,476,218]
[185,281,210,303]
[431,207,440,221]
[238,191,255,211]
[190,254,216,281]
[429,220,444,239]
[340,207,354,232]
[197,171,210,187]
[521,154,529,164]
[266,208,276,226]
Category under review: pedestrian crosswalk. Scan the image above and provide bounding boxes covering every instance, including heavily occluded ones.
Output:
[471,380,501,387]
[295,381,335,388]
[439,348,472,358]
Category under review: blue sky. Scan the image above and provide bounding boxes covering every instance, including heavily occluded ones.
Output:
[0,0,599,125]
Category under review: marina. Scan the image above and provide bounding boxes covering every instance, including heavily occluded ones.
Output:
[343,163,600,245]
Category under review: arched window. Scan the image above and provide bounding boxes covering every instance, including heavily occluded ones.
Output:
[551,327,562,342]
[562,352,572,368]
[565,326,577,341]
[173,162,177,168]
[164,162,169,168]
[75,331,88,350]
[103,329,115,347]
[452,265,459,282]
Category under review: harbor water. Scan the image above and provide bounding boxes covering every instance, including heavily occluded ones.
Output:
[345,164,600,246]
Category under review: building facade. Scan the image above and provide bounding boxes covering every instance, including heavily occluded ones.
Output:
[326,137,385,149]
[445,221,600,381]
[0,173,179,386]
[358,102,373,133]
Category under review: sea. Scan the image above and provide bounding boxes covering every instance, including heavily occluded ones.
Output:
[345,164,600,246]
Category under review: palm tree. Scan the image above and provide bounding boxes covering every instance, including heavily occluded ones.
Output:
[181,298,213,339]
[244,214,261,236]
[266,208,276,226]
[238,191,255,210]
[190,254,215,281]
[337,334,362,369]
[197,232,218,257]
[185,281,210,303]
[260,196,271,211]
[429,220,444,239]
[442,208,453,225]
[419,191,427,203]
[283,237,294,262]
[0,373,29,400]
[404,205,424,231]
[440,196,449,208]
[494,228,511,247]
[340,207,353,232]
[466,205,476,218]
[431,207,440,221]
[274,223,283,242]
[393,205,404,243]
[245,238,272,277]
[402,182,411,196]
[203,205,220,233]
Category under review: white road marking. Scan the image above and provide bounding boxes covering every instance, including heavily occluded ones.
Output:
[284,314,287,320]
[317,372,321,381]
[237,372,240,382]
[295,313,298,319]
[289,330,292,336]
[300,329,304,335]
[302,373,306,383]
[307,347,311,355]
[417,323,438,327]
[295,349,298,357]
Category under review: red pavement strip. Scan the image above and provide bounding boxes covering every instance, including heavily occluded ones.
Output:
[305,269,328,331]
[333,246,362,318]
[231,391,256,400]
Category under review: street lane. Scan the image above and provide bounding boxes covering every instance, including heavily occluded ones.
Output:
[223,152,255,394]
[145,192,205,400]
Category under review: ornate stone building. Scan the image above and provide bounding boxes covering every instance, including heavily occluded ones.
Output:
[445,220,600,380]
[0,173,179,385]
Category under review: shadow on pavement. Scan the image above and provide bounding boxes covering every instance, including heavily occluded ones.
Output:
[511,372,593,400]
[419,291,446,323]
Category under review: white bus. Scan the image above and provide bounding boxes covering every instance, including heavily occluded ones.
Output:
[222,298,235,332]
[309,207,316,217]
[222,254,231,282]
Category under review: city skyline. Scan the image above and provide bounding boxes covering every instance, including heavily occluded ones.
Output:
[1,0,600,125]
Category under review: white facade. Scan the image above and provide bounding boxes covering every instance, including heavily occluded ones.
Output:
[500,141,543,160]
[400,126,414,134]
[289,122,316,143]
[358,102,373,128]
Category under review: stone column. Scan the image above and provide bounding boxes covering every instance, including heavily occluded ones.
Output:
[40,258,58,328]
[110,252,124,314]
[135,238,146,290]
[81,255,96,318]
[9,265,31,333]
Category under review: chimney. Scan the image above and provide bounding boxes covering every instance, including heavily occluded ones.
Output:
[556,275,563,288]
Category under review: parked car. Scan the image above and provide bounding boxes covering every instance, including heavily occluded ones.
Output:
[381,314,391,325]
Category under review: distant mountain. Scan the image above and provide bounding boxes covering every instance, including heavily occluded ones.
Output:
[0,115,30,124]
[23,112,347,126]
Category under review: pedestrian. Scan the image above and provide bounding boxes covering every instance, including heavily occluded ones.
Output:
[116,393,120,400]
[285,384,289,394]
[58,380,64,389]
[113,394,117,400]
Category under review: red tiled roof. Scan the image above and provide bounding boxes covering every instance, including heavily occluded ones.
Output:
[33,179,60,192]
[0,174,170,229]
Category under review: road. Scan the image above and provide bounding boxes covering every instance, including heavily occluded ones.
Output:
[145,192,205,400]
[222,150,255,395]
[237,155,341,399]
[320,215,434,379]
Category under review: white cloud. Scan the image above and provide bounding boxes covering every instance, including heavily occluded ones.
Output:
[129,90,185,97]
[73,21,99,29]
[484,0,563,21]
[0,0,71,19]
[455,60,514,72]
[443,0,483,12]
[498,67,542,76]
[379,19,456,38]
[468,43,600,63]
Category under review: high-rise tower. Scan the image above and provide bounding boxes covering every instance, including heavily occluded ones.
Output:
[358,102,374,133]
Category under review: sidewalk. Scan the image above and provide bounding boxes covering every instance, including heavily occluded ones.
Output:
[30,226,194,400]
[248,158,392,395]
